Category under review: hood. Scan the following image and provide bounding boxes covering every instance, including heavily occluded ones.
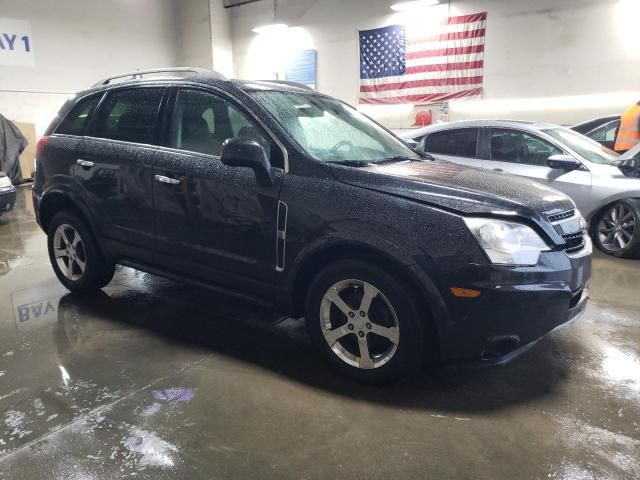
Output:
[332,159,575,219]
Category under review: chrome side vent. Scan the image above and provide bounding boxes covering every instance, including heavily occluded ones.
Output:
[275,201,288,272]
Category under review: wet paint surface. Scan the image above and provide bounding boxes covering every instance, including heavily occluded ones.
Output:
[0,186,639,479]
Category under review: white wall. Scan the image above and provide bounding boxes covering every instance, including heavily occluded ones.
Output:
[229,0,640,128]
[172,0,235,78]
[4,0,638,135]
[176,0,213,68]
[209,0,235,77]
[0,0,179,135]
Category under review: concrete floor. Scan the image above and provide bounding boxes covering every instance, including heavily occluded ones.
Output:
[0,185,639,480]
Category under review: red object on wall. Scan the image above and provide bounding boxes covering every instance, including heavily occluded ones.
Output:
[413,110,432,127]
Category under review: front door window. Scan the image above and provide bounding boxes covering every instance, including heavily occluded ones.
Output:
[167,89,282,167]
[489,129,562,166]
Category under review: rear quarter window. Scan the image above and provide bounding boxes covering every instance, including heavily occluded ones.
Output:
[55,95,101,136]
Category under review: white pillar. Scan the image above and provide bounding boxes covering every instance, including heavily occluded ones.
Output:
[209,0,235,77]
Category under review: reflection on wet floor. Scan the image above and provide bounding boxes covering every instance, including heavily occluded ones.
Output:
[0,185,639,479]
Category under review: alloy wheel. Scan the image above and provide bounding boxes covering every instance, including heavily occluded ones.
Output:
[319,279,400,370]
[53,224,87,281]
[598,204,636,252]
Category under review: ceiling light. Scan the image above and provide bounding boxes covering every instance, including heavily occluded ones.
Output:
[252,23,289,34]
[390,0,440,11]
[253,0,288,34]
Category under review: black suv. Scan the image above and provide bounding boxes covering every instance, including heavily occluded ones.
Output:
[33,68,591,383]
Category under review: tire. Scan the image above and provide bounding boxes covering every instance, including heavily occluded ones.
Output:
[305,260,426,384]
[594,200,640,259]
[47,211,115,293]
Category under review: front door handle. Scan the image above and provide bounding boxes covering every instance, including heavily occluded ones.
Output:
[76,159,94,168]
[155,174,181,185]
[492,168,504,172]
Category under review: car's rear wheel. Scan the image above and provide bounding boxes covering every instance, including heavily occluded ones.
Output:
[47,211,115,293]
[595,200,640,259]
[305,260,425,384]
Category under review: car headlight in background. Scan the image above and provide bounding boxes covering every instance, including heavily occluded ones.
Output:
[0,176,13,190]
[464,217,550,266]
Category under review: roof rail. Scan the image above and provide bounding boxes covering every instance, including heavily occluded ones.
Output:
[259,80,315,91]
[92,67,227,87]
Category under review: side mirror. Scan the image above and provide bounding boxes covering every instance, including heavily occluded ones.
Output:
[616,157,640,178]
[405,139,419,148]
[221,137,274,185]
[547,154,581,171]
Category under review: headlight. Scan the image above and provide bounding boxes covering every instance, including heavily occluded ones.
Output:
[0,176,12,189]
[464,217,550,266]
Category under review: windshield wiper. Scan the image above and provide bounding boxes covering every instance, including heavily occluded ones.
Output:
[375,156,413,165]
[325,160,375,167]
[326,155,433,167]
[375,153,434,164]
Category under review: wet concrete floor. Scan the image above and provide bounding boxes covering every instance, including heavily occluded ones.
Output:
[0,185,639,479]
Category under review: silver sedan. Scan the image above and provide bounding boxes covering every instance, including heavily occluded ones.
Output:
[401,120,640,258]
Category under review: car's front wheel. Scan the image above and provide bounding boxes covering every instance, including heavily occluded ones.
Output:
[305,260,426,384]
[47,211,115,293]
[595,200,640,259]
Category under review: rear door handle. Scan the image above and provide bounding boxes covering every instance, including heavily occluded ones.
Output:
[492,168,503,172]
[155,174,181,185]
[76,159,94,168]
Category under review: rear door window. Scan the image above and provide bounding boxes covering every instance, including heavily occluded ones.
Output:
[91,88,165,145]
[424,129,479,157]
[588,120,619,144]
[55,95,101,136]
[605,121,620,143]
[588,124,606,142]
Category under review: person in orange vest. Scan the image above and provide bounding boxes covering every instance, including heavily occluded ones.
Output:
[614,101,640,153]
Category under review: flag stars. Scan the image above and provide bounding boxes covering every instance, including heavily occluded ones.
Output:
[360,25,408,79]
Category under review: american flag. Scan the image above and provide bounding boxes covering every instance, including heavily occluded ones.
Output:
[359,12,487,104]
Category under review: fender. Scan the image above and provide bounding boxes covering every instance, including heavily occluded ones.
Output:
[586,194,640,222]
[286,229,452,332]
[37,181,110,257]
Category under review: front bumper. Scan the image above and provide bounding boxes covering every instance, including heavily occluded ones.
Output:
[451,285,588,368]
[0,187,16,215]
[434,248,592,365]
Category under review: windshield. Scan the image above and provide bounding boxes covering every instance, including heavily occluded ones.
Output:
[249,91,420,164]
[542,127,620,164]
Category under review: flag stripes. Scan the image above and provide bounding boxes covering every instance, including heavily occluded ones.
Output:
[359,12,487,105]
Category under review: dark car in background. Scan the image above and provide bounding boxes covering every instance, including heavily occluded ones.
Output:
[0,172,16,217]
[33,68,591,383]
[572,115,621,150]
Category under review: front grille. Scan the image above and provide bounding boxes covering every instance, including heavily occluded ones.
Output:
[548,209,575,223]
[562,231,585,254]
